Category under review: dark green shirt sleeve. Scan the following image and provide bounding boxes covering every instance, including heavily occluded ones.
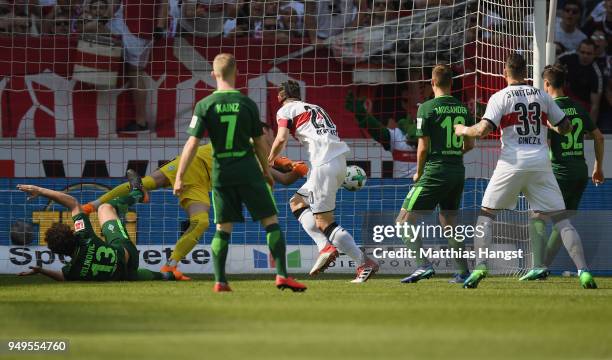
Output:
[187,102,207,139]
[416,104,429,137]
[72,213,94,245]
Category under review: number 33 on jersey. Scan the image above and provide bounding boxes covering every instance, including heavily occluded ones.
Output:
[483,84,567,171]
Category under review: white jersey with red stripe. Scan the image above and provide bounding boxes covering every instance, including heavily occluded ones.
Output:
[276,100,350,166]
[483,84,566,171]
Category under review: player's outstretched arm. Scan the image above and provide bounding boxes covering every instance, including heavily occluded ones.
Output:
[268,126,290,164]
[271,159,308,186]
[271,168,299,186]
[454,119,493,138]
[345,91,391,149]
[550,116,573,135]
[175,136,200,196]
[591,128,605,185]
[18,266,65,281]
[16,184,81,216]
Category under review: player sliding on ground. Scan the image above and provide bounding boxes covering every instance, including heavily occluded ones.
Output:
[269,80,379,283]
[454,54,597,289]
[82,145,214,281]
[82,137,306,281]
[175,53,306,292]
[394,64,475,284]
[520,64,605,279]
[17,170,176,282]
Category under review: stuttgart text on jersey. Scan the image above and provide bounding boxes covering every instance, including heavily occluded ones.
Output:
[505,87,541,98]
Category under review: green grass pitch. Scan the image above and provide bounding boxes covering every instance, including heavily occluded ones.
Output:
[1,274,612,360]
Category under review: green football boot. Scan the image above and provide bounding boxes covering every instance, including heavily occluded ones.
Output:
[463,268,487,289]
[519,268,550,281]
[579,270,597,289]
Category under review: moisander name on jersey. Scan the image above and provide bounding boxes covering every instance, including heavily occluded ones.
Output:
[506,87,541,98]
[433,105,468,115]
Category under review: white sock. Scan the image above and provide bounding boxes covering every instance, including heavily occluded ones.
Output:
[328,225,366,265]
[475,215,494,268]
[298,208,329,252]
[555,219,588,270]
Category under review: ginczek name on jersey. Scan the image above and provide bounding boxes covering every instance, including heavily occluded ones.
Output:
[372,247,524,261]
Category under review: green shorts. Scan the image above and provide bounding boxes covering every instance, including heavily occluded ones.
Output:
[212,181,278,223]
[555,175,588,211]
[102,220,139,280]
[402,167,465,211]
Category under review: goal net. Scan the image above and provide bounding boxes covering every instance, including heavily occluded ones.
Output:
[0,0,606,276]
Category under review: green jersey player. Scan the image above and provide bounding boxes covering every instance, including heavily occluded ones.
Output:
[17,170,175,282]
[174,53,306,293]
[520,64,605,281]
[396,64,475,284]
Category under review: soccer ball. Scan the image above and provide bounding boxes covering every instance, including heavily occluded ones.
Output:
[10,220,34,246]
[342,165,367,191]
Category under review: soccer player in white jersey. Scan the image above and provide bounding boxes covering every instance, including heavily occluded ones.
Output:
[454,53,597,289]
[268,80,379,283]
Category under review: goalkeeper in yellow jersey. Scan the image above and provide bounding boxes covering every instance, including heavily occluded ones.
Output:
[83,144,214,280]
[83,130,307,280]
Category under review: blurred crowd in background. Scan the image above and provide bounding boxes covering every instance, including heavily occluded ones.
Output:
[0,0,610,133]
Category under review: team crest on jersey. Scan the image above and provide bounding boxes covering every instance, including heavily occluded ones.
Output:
[74,219,85,232]
[107,224,115,232]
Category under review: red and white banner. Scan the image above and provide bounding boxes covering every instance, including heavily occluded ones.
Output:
[0,35,368,139]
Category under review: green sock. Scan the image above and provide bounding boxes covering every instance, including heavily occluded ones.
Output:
[402,225,426,267]
[211,230,230,283]
[529,218,547,268]
[544,227,562,267]
[136,268,174,281]
[265,223,288,278]
[447,237,469,274]
[107,190,143,216]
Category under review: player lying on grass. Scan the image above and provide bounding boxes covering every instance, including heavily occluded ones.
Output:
[82,145,214,281]
[269,80,379,283]
[81,139,307,281]
[17,170,176,282]
[392,64,475,284]
[175,53,306,292]
[520,64,605,280]
[454,53,597,289]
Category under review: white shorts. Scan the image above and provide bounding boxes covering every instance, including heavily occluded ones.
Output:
[109,7,153,69]
[296,155,346,214]
[482,168,566,212]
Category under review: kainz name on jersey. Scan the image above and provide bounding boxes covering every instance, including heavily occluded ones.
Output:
[518,136,542,144]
